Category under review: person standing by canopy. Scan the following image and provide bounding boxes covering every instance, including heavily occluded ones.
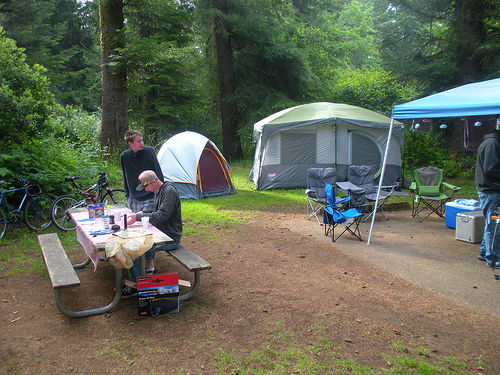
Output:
[475,117,500,269]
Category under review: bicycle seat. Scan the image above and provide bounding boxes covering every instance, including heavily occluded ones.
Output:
[65,176,80,182]
[26,184,42,196]
[98,176,109,188]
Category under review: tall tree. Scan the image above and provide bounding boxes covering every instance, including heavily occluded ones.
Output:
[196,0,314,159]
[374,0,500,92]
[125,0,198,142]
[451,0,490,83]
[99,0,128,154]
[0,0,100,110]
[211,0,242,160]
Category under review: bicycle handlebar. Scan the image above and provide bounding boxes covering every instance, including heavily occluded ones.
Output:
[63,172,106,182]
[62,172,109,195]
[13,177,38,185]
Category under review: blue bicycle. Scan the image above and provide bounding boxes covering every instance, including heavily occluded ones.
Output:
[0,178,52,239]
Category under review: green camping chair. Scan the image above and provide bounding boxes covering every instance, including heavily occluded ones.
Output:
[409,166,461,223]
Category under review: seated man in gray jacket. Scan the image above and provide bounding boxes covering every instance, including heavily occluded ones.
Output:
[123,170,182,297]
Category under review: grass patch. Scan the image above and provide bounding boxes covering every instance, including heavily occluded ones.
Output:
[211,321,476,375]
[181,164,304,237]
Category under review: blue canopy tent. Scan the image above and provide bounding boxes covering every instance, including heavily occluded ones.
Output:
[392,78,500,119]
[368,78,500,244]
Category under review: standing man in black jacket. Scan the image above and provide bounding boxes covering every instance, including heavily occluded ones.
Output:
[120,130,164,212]
[475,117,500,268]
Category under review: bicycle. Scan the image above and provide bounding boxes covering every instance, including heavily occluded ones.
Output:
[0,178,52,239]
[50,172,127,231]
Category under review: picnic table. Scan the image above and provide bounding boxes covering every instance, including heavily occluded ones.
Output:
[38,204,211,318]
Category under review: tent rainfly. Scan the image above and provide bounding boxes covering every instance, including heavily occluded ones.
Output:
[249,102,404,190]
[368,77,500,245]
[157,131,235,199]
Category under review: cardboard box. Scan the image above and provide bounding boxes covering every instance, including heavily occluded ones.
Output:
[137,273,179,316]
[87,203,104,218]
[445,201,481,229]
[455,211,485,243]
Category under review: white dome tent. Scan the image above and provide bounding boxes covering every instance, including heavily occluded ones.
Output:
[157,131,235,199]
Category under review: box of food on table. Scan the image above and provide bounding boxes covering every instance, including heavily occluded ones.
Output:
[137,273,179,316]
[87,203,105,218]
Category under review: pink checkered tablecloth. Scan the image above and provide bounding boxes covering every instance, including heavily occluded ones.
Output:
[69,205,172,271]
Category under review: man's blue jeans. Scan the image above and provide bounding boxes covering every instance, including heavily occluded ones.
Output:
[478,191,500,265]
[129,241,179,280]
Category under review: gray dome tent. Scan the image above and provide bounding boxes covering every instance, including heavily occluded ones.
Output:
[249,102,404,190]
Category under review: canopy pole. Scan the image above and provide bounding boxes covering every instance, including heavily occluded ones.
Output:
[367,118,395,245]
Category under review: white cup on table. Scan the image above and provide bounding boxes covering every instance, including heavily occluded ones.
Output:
[141,216,150,229]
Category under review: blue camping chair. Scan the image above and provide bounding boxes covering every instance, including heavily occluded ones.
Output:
[306,167,346,225]
[323,183,364,242]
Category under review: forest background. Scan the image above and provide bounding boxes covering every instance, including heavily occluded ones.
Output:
[1,0,500,196]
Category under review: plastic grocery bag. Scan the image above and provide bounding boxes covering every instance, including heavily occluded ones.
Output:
[105,229,153,269]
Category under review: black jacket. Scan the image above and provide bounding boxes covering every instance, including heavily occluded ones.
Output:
[475,130,500,193]
[120,146,164,201]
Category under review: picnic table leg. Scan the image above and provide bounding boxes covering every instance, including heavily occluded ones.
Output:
[179,270,201,301]
[53,269,123,318]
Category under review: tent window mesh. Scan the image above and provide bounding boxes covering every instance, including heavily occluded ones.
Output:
[351,132,381,168]
[281,133,316,164]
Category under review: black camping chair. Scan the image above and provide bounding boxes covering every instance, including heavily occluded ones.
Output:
[337,165,396,222]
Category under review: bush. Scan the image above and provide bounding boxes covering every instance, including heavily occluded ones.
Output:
[1,105,122,198]
[403,130,450,176]
[0,28,55,146]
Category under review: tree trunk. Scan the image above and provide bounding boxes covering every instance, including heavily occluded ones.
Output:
[452,0,485,84]
[212,0,243,161]
[99,0,128,155]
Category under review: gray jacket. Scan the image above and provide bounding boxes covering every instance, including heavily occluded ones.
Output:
[137,181,182,243]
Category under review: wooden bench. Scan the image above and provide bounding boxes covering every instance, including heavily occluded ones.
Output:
[38,233,80,290]
[166,243,212,300]
[38,233,123,318]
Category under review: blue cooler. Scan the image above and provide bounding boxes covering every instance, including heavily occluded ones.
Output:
[445,200,481,229]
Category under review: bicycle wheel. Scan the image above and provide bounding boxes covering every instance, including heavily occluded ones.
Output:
[23,194,52,231]
[0,207,7,239]
[101,189,127,206]
[50,195,82,231]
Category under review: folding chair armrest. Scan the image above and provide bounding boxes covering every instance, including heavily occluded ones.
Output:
[335,196,351,206]
[336,181,364,193]
[379,185,396,194]
[445,182,461,192]
[442,182,461,191]
[380,184,396,190]
[409,182,417,191]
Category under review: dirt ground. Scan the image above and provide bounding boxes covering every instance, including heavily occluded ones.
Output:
[1,206,500,374]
